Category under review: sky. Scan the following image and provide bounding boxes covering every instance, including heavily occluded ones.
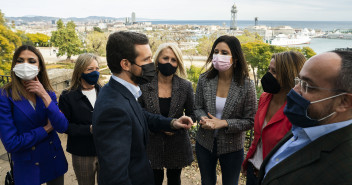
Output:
[1,0,351,21]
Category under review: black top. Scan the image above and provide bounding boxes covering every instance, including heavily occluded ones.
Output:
[158,97,171,117]
[58,85,100,156]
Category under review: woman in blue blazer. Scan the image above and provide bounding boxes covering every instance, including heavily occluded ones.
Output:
[0,45,68,185]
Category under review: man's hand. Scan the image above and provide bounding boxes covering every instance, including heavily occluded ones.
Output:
[172,116,193,130]
[199,112,228,130]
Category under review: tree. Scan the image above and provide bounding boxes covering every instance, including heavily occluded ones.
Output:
[86,31,108,56]
[0,10,21,75]
[242,41,272,87]
[26,33,50,47]
[0,10,5,25]
[196,33,218,56]
[93,27,103,33]
[301,47,316,59]
[237,30,262,43]
[51,19,82,60]
[242,40,316,88]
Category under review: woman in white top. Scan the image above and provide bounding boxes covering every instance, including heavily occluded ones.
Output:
[59,53,102,185]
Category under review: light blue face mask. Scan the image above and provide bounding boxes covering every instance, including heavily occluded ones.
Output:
[283,89,346,128]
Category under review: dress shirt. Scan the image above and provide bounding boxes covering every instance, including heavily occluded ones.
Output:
[265,119,352,175]
[111,75,142,100]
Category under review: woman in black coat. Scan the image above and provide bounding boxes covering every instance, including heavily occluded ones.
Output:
[138,43,195,185]
[58,53,102,185]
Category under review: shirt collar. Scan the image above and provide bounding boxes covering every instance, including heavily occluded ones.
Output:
[111,74,142,100]
[301,119,352,141]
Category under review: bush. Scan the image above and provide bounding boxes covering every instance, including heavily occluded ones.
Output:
[186,65,203,91]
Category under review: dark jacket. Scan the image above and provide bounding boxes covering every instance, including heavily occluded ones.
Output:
[58,85,100,156]
[258,124,352,185]
[139,75,194,169]
[92,77,173,185]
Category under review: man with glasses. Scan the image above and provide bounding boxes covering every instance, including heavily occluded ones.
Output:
[258,50,352,185]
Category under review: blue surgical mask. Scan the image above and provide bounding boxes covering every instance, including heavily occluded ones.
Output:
[81,71,100,85]
[283,89,346,128]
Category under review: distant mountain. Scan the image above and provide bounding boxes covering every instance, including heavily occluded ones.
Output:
[5,16,164,23]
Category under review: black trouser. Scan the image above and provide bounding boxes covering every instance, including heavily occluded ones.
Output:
[153,168,182,185]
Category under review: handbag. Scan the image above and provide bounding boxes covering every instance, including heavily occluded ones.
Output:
[4,153,14,185]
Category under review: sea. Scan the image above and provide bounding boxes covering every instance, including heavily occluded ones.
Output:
[148,20,352,54]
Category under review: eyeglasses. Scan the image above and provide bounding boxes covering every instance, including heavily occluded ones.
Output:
[294,77,344,94]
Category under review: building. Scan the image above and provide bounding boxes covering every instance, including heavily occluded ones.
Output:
[132,12,136,24]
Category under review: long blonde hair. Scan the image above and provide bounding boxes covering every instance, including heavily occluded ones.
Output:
[2,45,53,101]
[153,43,187,79]
[68,53,102,91]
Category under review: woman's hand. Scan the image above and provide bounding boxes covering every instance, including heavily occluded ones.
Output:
[200,113,228,130]
[43,120,54,133]
[24,77,52,107]
[164,131,174,136]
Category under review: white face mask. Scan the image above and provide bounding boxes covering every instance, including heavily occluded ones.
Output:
[13,63,39,81]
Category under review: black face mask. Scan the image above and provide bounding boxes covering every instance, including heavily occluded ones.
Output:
[158,62,177,76]
[261,72,281,94]
[130,62,156,85]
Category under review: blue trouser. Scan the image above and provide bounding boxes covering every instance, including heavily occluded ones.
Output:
[196,141,243,185]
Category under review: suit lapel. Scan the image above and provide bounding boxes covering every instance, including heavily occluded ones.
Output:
[222,79,241,119]
[10,96,38,125]
[147,76,160,114]
[261,124,352,184]
[265,102,287,127]
[109,78,148,141]
[206,76,218,116]
[168,76,180,118]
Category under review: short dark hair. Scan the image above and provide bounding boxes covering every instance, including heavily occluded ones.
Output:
[332,50,352,93]
[106,31,149,74]
[204,35,249,85]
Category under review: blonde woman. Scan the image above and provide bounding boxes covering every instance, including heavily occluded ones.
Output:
[0,45,68,185]
[59,53,102,185]
[138,43,194,185]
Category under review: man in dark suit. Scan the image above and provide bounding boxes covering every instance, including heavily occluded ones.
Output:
[258,50,352,185]
[92,31,193,185]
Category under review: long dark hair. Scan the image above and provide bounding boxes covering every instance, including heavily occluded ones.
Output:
[204,35,249,85]
[2,45,53,100]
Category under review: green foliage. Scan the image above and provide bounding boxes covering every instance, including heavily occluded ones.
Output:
[237,30,263,43]
[93,27,103,33]
[146,30,170,54]
[242,39,316,89]
[0,11,21,75]
[26,33,50,47]
[86,31,107,56]
[186,65,203,91]
[301,47,316,59]
[0,10,5,25]
[242,41,272,87]
[51,19,82,60]
[196,33,218,56]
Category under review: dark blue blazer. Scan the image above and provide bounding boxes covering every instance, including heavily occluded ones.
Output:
[0,90,68,185]
[92,77,173,185]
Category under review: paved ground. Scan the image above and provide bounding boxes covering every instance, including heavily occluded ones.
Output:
[0,134,224,185]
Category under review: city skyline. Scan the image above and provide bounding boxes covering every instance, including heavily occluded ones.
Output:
[1,0,351,21]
